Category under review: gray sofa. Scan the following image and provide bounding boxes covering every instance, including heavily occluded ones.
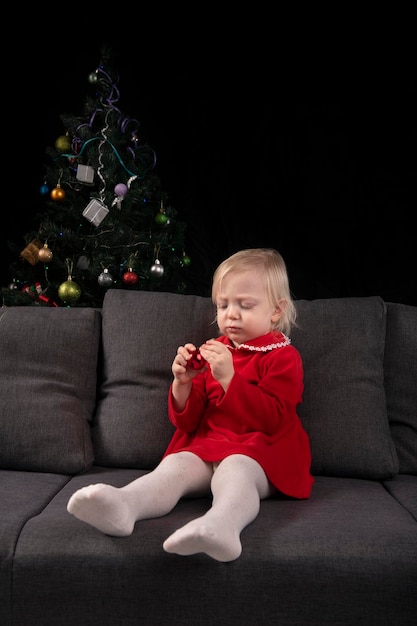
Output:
[1,290,416,626]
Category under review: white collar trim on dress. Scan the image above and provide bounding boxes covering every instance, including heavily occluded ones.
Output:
[234,334,291,352]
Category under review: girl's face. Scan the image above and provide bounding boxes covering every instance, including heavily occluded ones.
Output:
[215,269,281,346]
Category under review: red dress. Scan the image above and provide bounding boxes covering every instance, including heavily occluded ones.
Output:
[164,331,314,499]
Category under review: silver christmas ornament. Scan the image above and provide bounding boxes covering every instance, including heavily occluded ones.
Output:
[98,268,114,287]
[150,259,164,277]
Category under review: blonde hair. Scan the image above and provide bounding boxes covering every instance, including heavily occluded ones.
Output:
[211,248,297,336]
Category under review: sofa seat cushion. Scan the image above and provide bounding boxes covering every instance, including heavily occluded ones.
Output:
[292,296,398,479]
[0,469,71,626]
[0,307,101,473]
[383,474,417,521]
[10,470,417,626]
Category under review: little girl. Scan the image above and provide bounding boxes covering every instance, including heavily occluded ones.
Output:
[67,248,314,562]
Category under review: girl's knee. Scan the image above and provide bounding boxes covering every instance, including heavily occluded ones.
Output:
[215,454,273,496]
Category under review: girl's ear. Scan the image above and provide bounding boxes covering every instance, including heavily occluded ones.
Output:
[271,309,281,323]
[272,299,286,322]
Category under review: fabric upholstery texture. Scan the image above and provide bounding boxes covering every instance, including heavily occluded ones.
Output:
[383,474,417,521]
[94,293,400,479]
[9,470,417,626]
[0,307,100,473]
[92,289,216,468]
[0,470,72,625]
[292,296,399,479]
[1,292,416,626]
[384,302,417,474]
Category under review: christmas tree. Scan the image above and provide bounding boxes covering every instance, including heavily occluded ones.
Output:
[2,46,190,307]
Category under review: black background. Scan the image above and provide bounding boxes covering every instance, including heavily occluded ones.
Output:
[4,19,416,305]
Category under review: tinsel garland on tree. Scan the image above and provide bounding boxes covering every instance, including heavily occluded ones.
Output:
[2,46,191,307]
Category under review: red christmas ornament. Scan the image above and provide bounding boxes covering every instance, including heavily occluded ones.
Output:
[187,348,207,370]
[122,269,138,285]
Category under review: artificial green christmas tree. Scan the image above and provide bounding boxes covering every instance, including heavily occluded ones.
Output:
[3,47,190,307]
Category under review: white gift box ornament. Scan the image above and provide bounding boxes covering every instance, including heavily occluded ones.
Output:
[76,164,95,184]
[82,198,109,226]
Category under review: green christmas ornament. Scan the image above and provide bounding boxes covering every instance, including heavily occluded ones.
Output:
[155,211,168,226]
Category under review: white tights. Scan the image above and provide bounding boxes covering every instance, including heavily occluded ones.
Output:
[67,452,274,562]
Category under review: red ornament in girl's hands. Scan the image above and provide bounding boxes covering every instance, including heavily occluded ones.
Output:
[187,348,206,370]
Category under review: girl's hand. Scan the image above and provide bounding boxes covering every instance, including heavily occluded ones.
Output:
[172,343,207,383]
[199,339,234,390]
[187,347,207,370]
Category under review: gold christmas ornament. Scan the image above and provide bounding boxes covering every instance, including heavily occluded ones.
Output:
[55,134,71,152]
[58,277,82,305]
[51,184,66,202]
[58,261,81,305]
[38,243,53,263]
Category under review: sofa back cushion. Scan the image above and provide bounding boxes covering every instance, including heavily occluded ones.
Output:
[291,296,399,480]
[0,307,100,473]
[92,289,216,468]
[94,291,399,480]
[384,302,417,475]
